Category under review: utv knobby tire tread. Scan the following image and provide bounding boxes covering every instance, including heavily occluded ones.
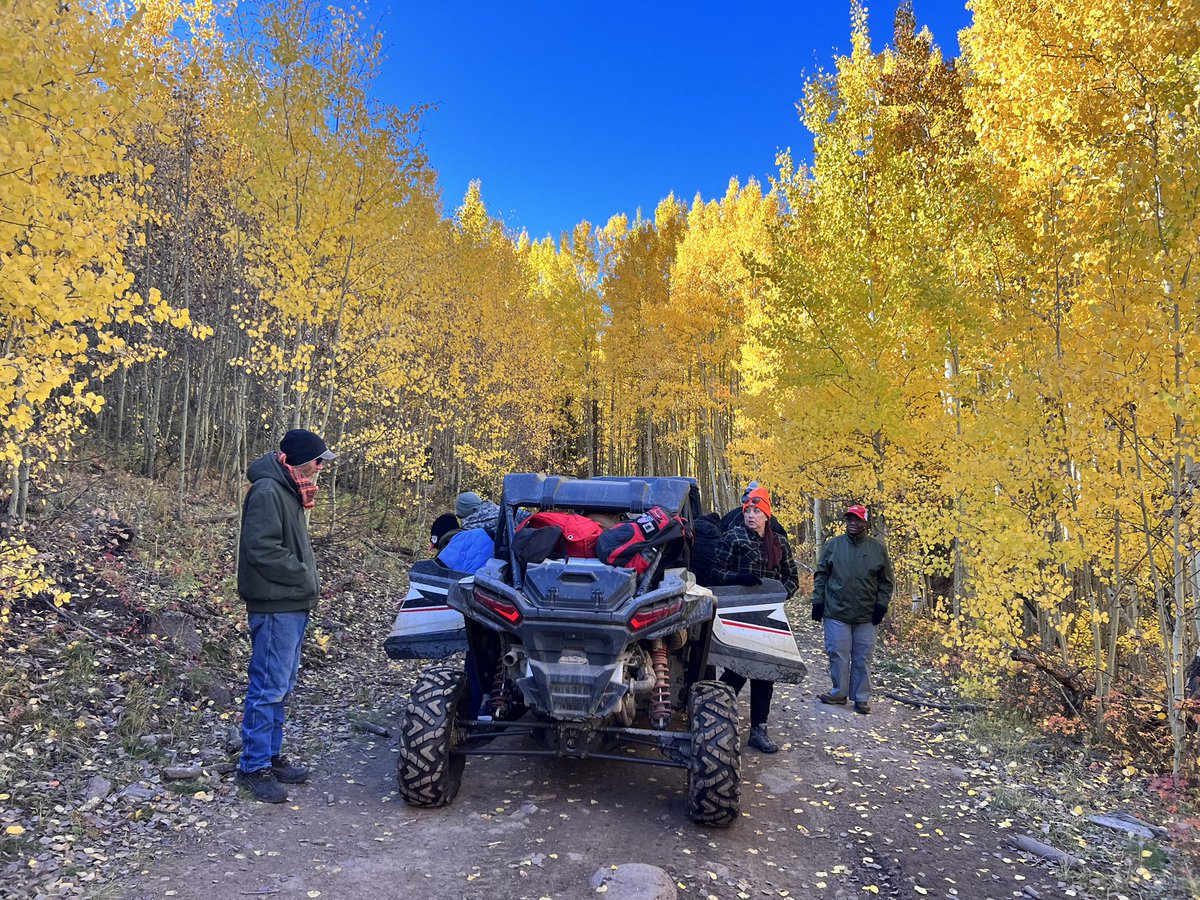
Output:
[687,680,741,827]
[397,664,468,807]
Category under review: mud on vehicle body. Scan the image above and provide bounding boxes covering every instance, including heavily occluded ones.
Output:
[395,474,799,826]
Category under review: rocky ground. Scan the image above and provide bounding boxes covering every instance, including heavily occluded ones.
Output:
[119,634,1191,900]
[1,471,1195,899]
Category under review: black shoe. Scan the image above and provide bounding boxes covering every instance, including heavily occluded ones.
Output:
[747,725,778,754]
[819,692,848,705]
[854,702,871,715]
[270,755,310,784]
[236,767,287,803]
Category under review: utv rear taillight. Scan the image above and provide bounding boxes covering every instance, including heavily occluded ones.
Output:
[474,587,521,624]
[629,598,683,631]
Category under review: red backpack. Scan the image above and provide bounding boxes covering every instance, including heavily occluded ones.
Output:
[596,506,688,574]
[517,512,604,558]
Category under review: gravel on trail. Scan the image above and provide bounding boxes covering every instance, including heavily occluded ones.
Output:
[121,614,1078,900]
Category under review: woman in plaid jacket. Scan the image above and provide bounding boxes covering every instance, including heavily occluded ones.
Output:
[711,486,798,754]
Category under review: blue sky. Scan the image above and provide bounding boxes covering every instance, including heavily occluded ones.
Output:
[370,1,973,240]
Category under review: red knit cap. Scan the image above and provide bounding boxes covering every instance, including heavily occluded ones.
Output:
[742,486,772,520]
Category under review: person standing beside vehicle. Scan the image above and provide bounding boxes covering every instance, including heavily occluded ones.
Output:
[711,486,799,754]
[811,504,893,715]
[235,428,334,803]
[720,480,787,539]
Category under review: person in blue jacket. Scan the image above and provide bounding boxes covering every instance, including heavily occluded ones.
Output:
[430,512,494,573]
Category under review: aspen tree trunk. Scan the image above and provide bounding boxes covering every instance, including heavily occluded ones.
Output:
[607,381,616,477]
[230,362,249,492]
[177,110,193,501]
[189,358,208,477]
[1097,469,1123,731]
[589,394,599,477]
[948,339,967,618]
[1170,327,1187,771]
[813,497,824,562]
[113,367,127,444]
[1150,113,1192,770]
[1131,408,1179,764]
[325,457,339,540]
[142,362,161,478]
[178,348,190,517]
[7,444,28,522]
[6,455,18,520]
[14,456,29,523]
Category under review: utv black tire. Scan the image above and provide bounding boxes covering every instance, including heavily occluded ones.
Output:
[398,664,469,807]
[686,680,741,827]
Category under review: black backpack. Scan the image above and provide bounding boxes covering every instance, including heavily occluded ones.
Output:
[512,525,564,577]
[690,513,724,586]
[596,506,687,575]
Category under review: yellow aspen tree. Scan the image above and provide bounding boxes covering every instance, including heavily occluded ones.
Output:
[745,2,981,563]
[0,0,195,614]
[964,0,1200,764]
[522,223,605,474]
[432,183,564,486]
[598,197,688,476]
[669,179,778,509]
[217,0,432,477]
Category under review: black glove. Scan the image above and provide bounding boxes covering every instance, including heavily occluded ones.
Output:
[729,572,762,587]
[871,603,887,626]
[811,603,824,622]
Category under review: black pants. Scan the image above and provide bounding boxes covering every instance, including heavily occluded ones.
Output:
[717,669,773,727]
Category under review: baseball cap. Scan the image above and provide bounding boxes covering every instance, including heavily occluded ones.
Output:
[279,429,336,466]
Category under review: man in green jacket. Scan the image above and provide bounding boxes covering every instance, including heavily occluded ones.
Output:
[236,429,335,802]
[811,504,893,715]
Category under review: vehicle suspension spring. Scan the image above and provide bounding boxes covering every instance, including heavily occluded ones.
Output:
[490,666,510,718]
[649,639,671,727]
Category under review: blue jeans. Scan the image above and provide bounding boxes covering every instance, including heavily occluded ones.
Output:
[823,618,877,704]
[240,611,308,773]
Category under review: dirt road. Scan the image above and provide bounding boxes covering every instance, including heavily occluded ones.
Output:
[122,631,1074,900]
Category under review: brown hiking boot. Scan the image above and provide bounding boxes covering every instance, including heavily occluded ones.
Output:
[819,692,848,705]
[854,702,872,715]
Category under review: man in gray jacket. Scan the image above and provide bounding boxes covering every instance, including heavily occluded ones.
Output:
[811,504,893,715]
[236,429,335,802]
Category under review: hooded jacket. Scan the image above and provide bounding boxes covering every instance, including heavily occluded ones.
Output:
[811,532,893,624]
[237,453,320,613]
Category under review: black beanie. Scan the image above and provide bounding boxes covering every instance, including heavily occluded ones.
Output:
[279,429,335,466]
[430,513,460,547]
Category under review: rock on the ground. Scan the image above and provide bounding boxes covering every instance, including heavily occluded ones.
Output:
[201,678,233,706]
[163,765,204,780]
[590,863,677,899]
[118,784,160,802]
[83,775,112,802]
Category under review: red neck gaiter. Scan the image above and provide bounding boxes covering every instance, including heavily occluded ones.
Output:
[277,452,318,510]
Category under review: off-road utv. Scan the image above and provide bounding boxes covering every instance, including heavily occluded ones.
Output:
[392,474,805,827]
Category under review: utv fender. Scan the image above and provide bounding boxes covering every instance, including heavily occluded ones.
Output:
[686,680,741,827]
[397,664,469,807]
